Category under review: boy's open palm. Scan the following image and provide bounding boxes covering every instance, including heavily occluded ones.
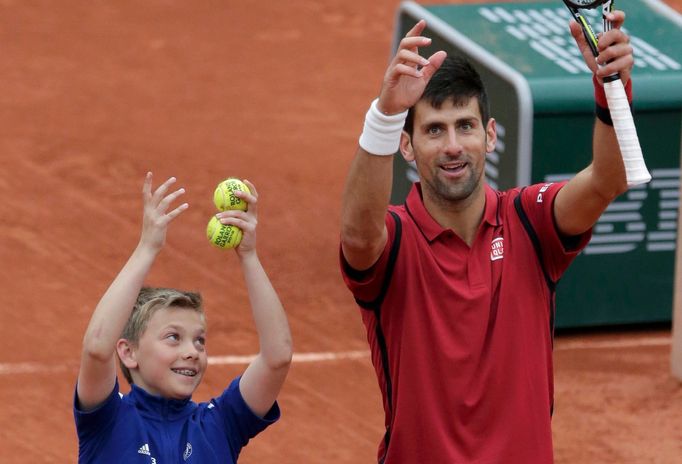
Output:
[77,172,188,412]
[140,172,189,253]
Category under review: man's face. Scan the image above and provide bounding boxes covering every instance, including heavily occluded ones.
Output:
[131,307,208,399]
[401,96,496,207]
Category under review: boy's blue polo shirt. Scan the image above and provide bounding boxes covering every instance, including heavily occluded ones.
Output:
[74,376,279,463]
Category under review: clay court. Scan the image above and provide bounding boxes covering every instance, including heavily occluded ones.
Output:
[1,0,681,462]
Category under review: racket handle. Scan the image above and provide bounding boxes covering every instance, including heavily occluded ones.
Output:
[604,79,652,186]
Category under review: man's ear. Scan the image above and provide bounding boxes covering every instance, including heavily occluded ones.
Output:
[399,131,414,162]
[485,118,497,154]
[116,339,138,369]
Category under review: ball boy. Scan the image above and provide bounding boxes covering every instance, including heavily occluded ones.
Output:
[74,173,292,463]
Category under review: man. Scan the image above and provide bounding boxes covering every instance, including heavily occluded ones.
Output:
[340,12,635,464]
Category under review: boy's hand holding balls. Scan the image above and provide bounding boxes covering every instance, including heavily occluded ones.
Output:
[206,215,243,249]
[213,178,250,211]
[207,178,250,249]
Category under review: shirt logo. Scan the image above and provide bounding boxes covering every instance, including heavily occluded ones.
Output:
[183,442,193,461]
[138,444,151,456]
[490,237,504,261]
[537,183,553,203]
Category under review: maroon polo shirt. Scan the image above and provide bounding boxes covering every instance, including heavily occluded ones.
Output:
[341,182,590,464]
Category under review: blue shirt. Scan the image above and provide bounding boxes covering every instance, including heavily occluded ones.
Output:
[74,376,279,463]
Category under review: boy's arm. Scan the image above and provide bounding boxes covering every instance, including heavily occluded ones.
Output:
[237,252,292,418]
[77,173,187,411]
[217,181,293,418]
[341,20,446,271]
[554,10,632,235]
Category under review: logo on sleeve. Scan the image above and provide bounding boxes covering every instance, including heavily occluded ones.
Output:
[490,237,504,261]
[536,183,553,203]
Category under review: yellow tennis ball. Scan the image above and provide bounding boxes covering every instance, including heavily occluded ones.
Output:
[206,216,242,249]
[213,178,250,212]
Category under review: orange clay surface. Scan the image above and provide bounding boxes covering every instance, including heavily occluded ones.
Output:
[1,1,681,463]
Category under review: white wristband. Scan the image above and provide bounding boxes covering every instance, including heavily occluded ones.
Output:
[358,98,408,156]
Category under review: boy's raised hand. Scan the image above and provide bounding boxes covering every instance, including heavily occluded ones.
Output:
[77,172,188,412]
[215,179,258,258]
[139,172,189,253]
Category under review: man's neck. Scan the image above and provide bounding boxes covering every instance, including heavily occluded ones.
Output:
[422,184,487,247]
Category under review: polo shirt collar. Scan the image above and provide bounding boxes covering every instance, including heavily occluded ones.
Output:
[405,182,500,242]
[130,384,195,421]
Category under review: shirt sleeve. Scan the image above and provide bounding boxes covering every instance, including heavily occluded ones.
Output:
[339,211,399,304]
[212,376,280,453]
[518,182,592,281]
[73,378,121,446]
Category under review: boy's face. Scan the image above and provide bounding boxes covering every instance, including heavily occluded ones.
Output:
[131,307,207,399]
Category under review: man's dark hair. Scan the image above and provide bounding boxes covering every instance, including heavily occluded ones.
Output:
[404,55,490,136]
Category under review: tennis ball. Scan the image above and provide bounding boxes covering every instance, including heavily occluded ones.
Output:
[213,178,250,212]
[206,216,242,249]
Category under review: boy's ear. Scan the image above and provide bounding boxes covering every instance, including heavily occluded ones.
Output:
[116,339,138,369]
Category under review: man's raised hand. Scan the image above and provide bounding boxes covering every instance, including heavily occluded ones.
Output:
[377,20,447,115]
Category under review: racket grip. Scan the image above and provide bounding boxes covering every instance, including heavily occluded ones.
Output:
[604,79,652,186]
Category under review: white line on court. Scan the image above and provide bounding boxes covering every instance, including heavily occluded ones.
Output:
[0,362,73,375]
[0,339,671,376]
[208,350,371,366]
[555,336,671,351]
[0,350,373,376]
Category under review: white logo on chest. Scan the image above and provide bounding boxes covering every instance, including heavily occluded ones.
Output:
[183,442,193,461]
[490,237,504,261]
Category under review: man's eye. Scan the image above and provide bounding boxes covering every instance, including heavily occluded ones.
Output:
[428,126,441,135]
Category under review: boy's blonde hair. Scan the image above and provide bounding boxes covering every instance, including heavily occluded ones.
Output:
[118,287,205,384]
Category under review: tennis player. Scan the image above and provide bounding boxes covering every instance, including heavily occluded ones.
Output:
[339,12,634,463]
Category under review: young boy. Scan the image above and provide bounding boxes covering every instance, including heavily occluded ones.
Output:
[74,172,292,463]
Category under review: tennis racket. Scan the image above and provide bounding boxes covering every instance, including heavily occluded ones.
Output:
[562,0,651,186]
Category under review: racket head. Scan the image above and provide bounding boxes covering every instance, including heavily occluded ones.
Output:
[564,0,606,8]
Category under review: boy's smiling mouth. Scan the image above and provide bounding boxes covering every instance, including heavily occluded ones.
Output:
[171,368,198,377]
